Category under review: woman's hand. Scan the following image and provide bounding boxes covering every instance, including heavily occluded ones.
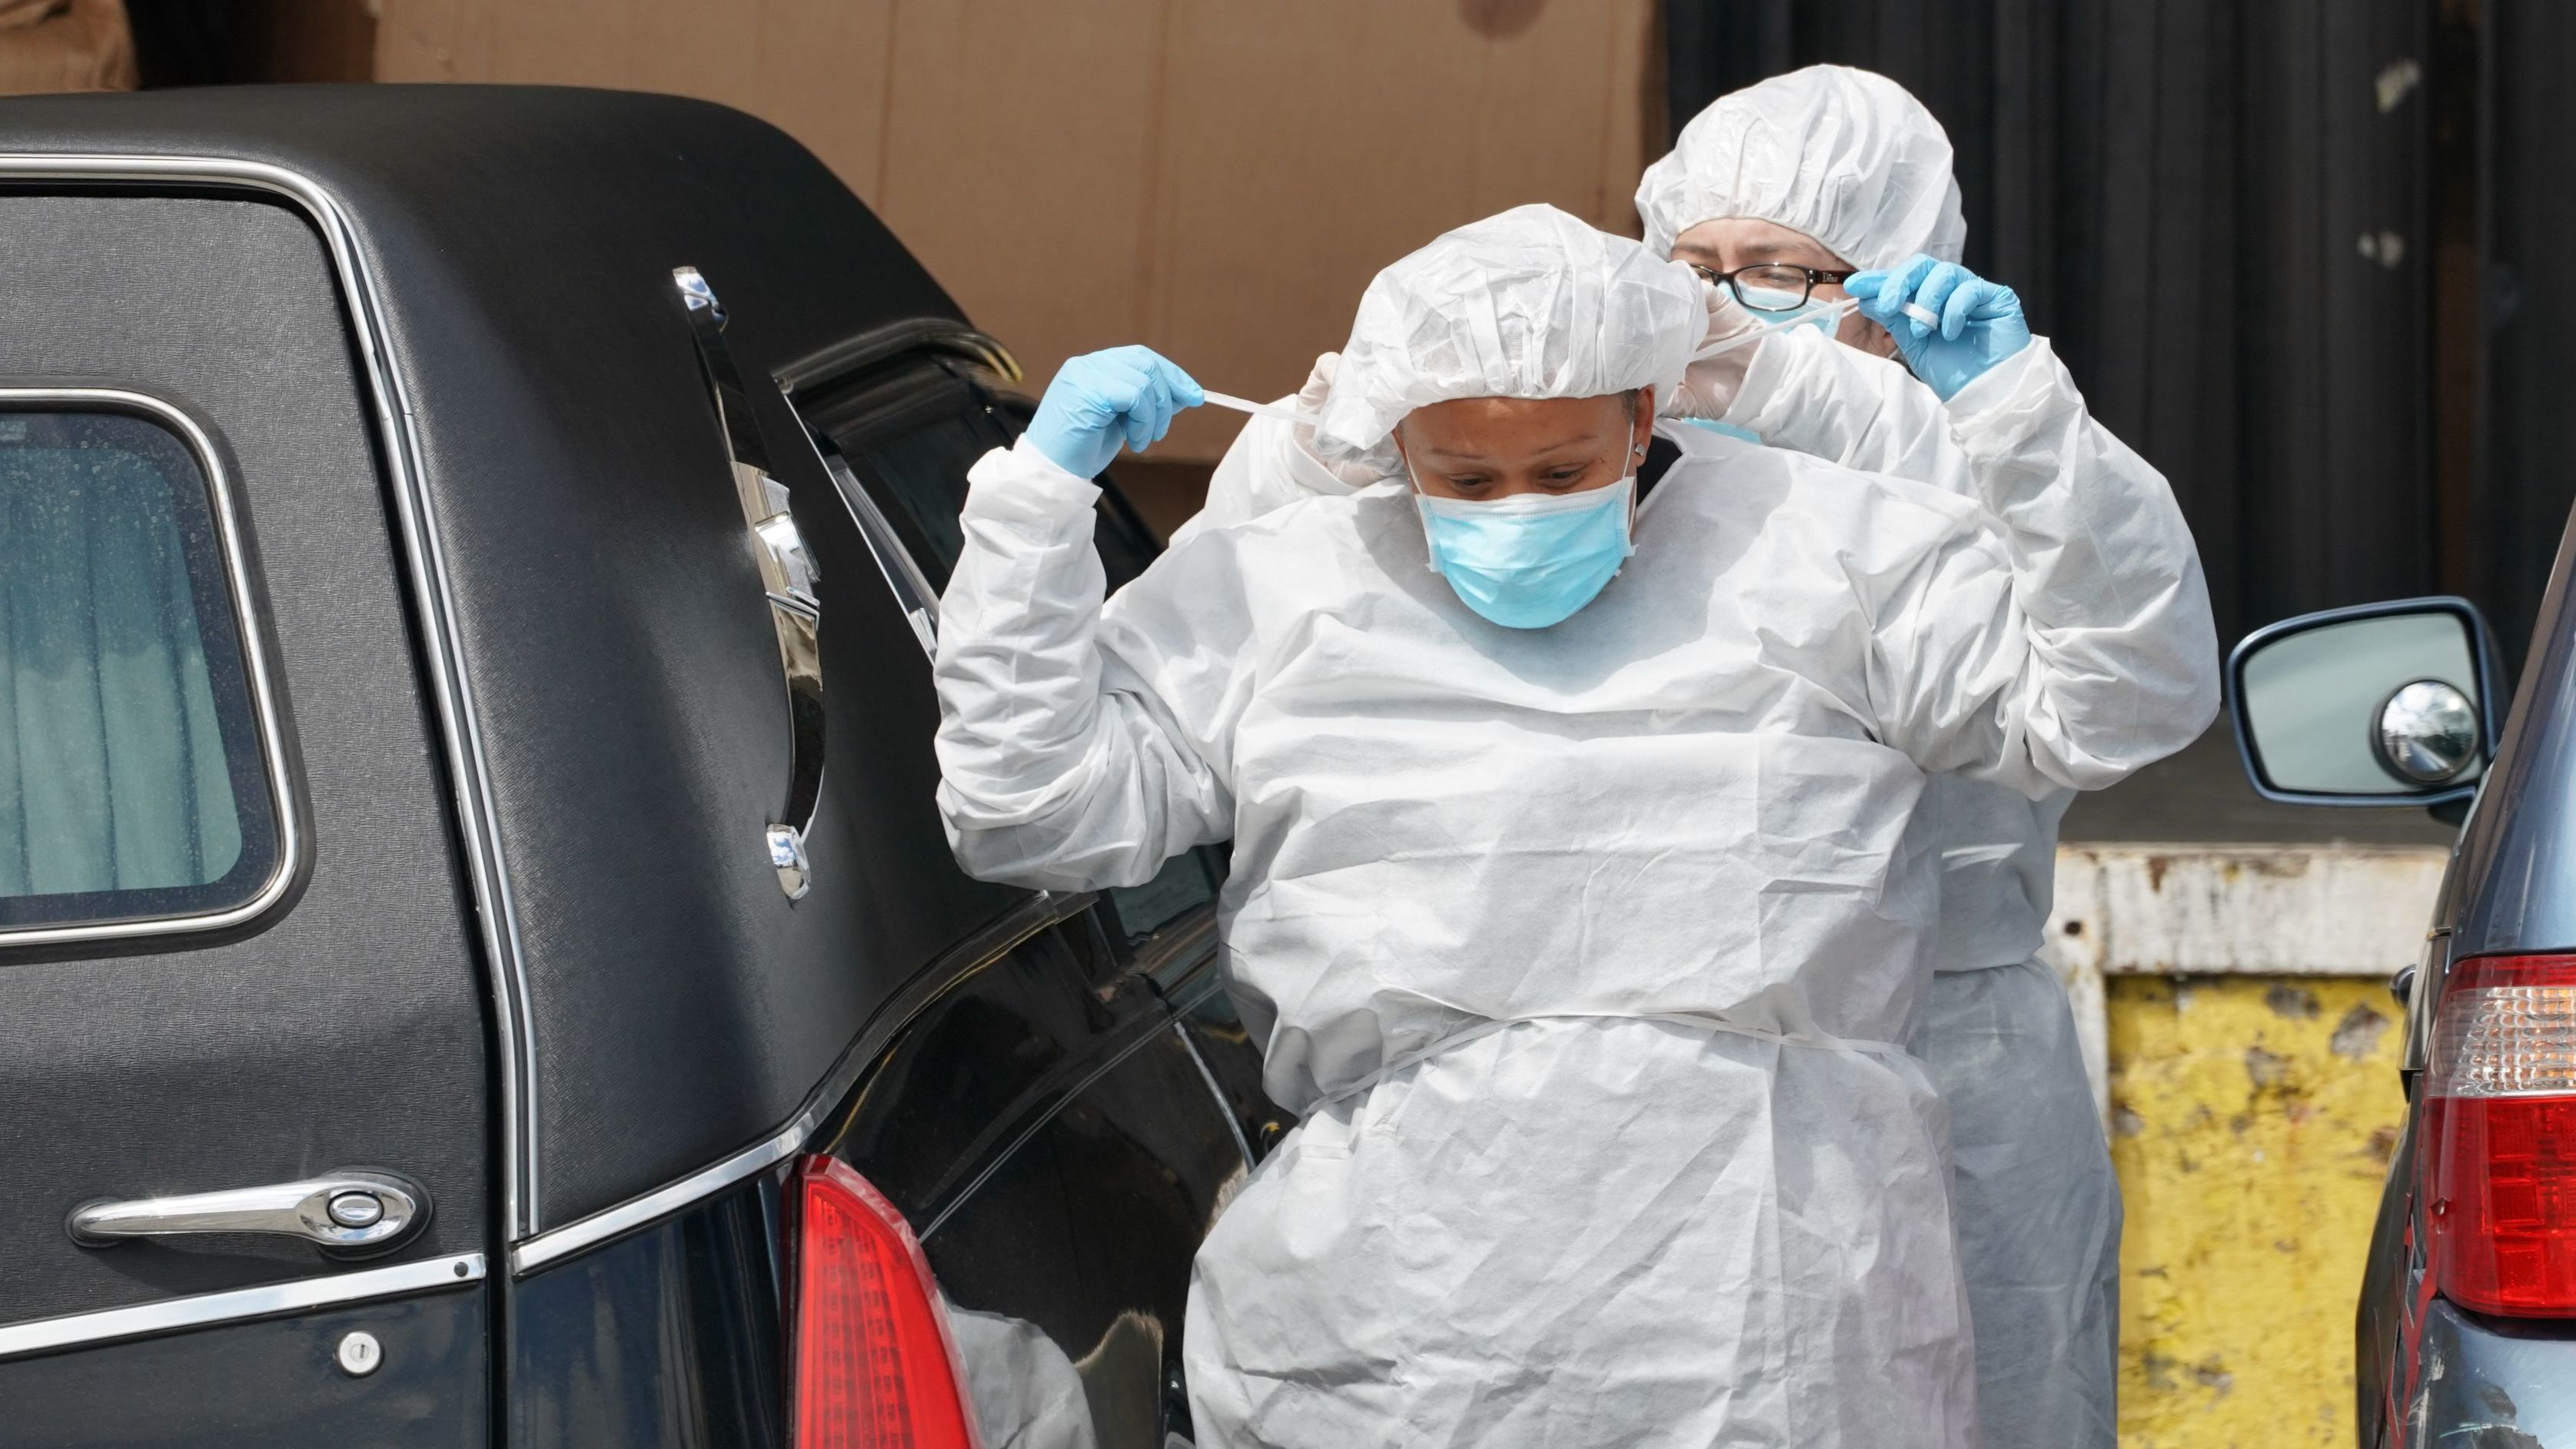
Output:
[1026,345,1205,478]
[1846,256,2032,401]
[1667,279,1767,420]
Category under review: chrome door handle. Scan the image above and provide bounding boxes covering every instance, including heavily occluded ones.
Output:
[674,265,827,902]
[68,1169,429,1252]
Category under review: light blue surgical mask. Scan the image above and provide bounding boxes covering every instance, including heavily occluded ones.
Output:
[1407,430,1640,630]
[1684,418,1764,444]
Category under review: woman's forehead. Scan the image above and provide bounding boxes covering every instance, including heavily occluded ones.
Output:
[1402,394,1631,457]
[1673,217,1849,268]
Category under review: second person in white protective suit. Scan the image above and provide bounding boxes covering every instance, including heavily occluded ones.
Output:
[1635,64,2221,1447]
[933,203,2211,1447]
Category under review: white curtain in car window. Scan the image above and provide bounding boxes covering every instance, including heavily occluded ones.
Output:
[0,440,240,897]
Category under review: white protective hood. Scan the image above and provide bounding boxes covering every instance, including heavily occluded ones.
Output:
[1636,64,1967,268]
[1311,202,1699,460]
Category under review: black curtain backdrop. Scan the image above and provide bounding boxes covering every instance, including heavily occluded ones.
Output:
[2478,0,2576,667]
[1664,1,2452,652]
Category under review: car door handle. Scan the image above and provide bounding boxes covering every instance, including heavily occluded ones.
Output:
[673,265,826,902]
[68,1169,429,1253]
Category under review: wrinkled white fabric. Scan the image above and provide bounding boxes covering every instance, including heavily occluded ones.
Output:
[1907,957,2122,1449]
[1723,324,2199,1445]
[934,369,2209,1440]
[1193,327,2214,988]
[947,1308,1101,1449]
[1311,204,1699,459]
[1172,405,1373,552]
[1636,64,1967,268]
[1725,327,2216,977]
[1181,319,2205,1446]
[1640,65,2159,1437]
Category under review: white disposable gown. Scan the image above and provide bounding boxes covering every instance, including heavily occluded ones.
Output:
[1634,61,2186,1444]
[1720,325,2204,1447]
[934,351,2209,1442]
[1184,320,2212,1444]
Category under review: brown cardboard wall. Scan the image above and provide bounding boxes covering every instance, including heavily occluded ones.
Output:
[0,0,136,95]
[377,0,1657,460]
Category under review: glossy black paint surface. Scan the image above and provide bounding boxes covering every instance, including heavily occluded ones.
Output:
[510,1182,785,1449]
[503,896,1261,1448]
[824,904,1250,1449]
[0,1286,489,1445]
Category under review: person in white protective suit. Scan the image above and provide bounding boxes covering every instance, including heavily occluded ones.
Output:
[1632,64,2223,1447]
[932,202,2210,1447]
[1174,65,2218,1449]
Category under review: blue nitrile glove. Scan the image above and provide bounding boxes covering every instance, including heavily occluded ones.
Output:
[1846,255,2033,401]
[1025,345,1205,478]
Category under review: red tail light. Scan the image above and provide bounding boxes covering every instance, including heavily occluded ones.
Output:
[788,1155,982,1447]
[2422,953,2576,1315]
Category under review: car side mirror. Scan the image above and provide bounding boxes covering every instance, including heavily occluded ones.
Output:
[2228,597,2502,809]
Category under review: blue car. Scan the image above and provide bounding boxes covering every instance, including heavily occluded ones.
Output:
[2231,583,2576,1447]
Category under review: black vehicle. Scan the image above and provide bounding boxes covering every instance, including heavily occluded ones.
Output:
[2231,582,2576,1444]
[0,84,1275,1446]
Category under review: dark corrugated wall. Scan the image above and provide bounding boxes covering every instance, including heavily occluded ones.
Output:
[2478,0,2576,667]
[1664,1,2446,650]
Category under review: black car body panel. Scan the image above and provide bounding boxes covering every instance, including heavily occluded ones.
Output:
[0,84,1271,1444]
[0,189,490,1323]
[0,1286,490,1448]
[0,80,1019,1235]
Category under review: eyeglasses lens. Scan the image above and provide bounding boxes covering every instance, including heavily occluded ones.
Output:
[1732,265,1813,311]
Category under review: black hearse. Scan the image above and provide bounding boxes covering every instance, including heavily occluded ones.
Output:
[0,85,1270,1446]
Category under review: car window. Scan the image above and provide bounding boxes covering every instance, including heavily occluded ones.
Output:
[796,354,1162,596]
[0,407,281,932]
[787,343,1217,950]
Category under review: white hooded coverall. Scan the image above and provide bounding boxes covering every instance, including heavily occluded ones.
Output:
[1631,63,2214,1445]
[935,208,2212,1447]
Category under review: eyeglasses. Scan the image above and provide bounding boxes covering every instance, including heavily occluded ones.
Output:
[1690,263,1860,312]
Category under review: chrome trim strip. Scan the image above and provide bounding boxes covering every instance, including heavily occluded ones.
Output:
[1171,1019,1255,1172]
[773,317,1022,395]
[0,1253,485,1362]
[0,387,301,949]
[0,155,542,1239]
[510,889,1090,1275]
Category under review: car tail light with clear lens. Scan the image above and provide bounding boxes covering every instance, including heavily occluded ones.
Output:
[2422,953,2576,1316]
[789,1155,982,1448]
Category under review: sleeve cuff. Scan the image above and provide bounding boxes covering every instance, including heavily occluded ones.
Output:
[962,435,1105,528]
[1720,321,1823,431]
[1942,334,2063,428]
